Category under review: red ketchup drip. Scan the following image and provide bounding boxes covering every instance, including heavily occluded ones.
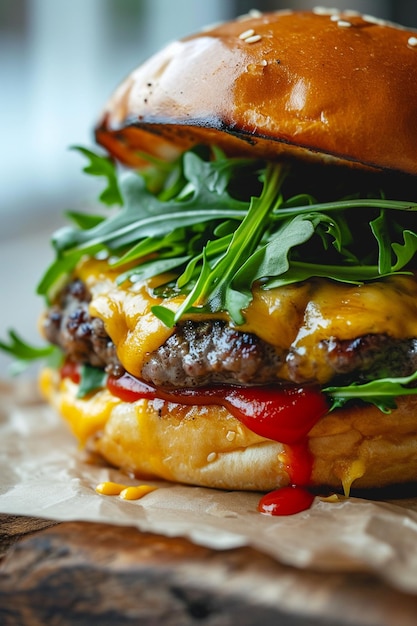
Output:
[60,360,80,384]
[258,486,315,516]
[60,363,329,516]
[106,372,329,516]
[108,374,327,444]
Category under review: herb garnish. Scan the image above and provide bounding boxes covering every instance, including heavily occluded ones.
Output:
[2,145,417,409]
[0,330,60,375]
[324,370,417,413]
[38,146,417,323]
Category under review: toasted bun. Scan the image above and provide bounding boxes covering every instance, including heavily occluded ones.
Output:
[40,367,417,493]
[96,9,417,175]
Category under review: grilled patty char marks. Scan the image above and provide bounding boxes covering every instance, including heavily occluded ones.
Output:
[42,279,123,376]
[325,335,417,380]
[141,319,284,387]
[42,279,417,387]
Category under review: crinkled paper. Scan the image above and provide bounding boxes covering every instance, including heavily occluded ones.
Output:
[1,379,417,593]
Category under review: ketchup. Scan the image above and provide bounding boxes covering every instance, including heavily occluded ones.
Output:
[107,372,329,516]
[258,486,315,516]
[60,360,80,384]
[63,364,329,516]
[107,372,328,446]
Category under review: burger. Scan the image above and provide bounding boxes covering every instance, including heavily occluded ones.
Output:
[4,8,417,513]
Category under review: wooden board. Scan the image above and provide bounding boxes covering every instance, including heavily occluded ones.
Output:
[1,514,417,625]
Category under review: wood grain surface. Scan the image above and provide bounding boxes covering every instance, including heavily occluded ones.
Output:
[1,514,417,625]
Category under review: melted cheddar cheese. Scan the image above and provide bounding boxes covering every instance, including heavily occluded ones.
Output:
[39,367,122,445]
[75,258,417,384]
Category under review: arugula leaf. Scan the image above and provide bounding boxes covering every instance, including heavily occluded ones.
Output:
[72,146,123,206]
[112,225,190,270]
[77,364,108,398]
[324,370,417,413]
[0,330,60,375]
[53,152,249,253]
[36,243,104,301]
[392,230,417,270]
[3,145,417,408]
[0,330,56,360]
[65,210,105,230]
[155,163,287,325]
[36,145,417,327]
[232,215,316,290]
[37,149,251,297]
[271,197,417,217]
[0,328,106,395]
[370,210,392,274]
[116,255,191,286]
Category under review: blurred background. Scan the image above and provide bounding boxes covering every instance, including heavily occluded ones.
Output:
[1,0,417,377]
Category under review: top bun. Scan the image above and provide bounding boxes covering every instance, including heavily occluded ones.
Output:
[95,9,417,176]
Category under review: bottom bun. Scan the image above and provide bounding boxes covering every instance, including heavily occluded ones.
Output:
[40,367,417,493]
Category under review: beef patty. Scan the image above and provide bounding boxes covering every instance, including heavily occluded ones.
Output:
[42,279,417,388]
[42,280,123,376]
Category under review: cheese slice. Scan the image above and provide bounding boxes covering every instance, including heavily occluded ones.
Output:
[75,258,417,384]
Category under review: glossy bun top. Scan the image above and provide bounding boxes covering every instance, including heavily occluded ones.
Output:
[95,8,417,175]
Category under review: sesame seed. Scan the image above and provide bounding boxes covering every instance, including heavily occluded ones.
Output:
[239,28,255,40]
[362,14,379,24]
[237,8,264,21]
[260,59,268,66]
[207,452,217,462]
[226,430,236,441]
[330,14,341,22]
[245,34,262,43]
[313,7,340,16]
[408,36,417,47]
[362,14,384,26]
[337,20,352,28]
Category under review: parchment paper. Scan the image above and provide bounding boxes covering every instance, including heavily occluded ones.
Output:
[2,379,417,594]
